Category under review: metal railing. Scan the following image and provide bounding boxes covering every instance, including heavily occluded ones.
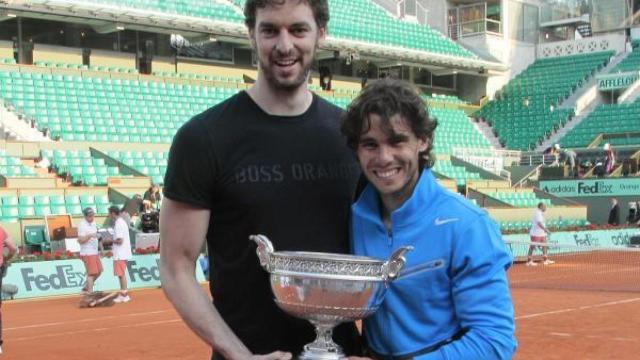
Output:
[452,147,522,179]
[448,2,502,39]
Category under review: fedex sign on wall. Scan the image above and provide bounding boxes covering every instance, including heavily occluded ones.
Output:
[3,254,206,300]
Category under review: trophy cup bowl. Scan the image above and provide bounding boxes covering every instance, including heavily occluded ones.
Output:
[250,234,412,360]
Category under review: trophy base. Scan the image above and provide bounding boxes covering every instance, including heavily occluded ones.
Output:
[298,345,344,360]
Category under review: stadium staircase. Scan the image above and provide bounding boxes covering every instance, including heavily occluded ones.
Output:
[474,120,504,150]
[0,101,50,142]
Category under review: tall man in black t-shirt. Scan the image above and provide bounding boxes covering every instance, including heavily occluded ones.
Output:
[159,1,361,359]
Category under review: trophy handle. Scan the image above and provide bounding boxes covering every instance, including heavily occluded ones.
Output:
[382,246,413,282]
[249,234,274,272]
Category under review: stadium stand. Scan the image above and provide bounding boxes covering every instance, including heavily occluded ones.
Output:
[0,68,240,143]
[43,149,125,186]
[478,51,614,150]
[430,107,492,154]
[485,191,552,208]
[432,159,483,186]
[0,0,634,251]
[230,0,476,58]
[608,40,640,73]
[561,100,640,148]
[0,150,38,177]
[497,218,590,233]
[0,191,113,221]
[85,0,245,23]
[107,151,168,186]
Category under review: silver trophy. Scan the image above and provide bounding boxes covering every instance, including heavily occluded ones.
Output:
[250,234,412,360]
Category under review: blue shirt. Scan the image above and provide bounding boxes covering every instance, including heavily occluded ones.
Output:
[351,169,516,359]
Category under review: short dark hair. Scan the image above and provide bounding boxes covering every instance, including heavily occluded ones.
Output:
[341,78,437,169]
[244,0,329,30]
[108,205,121,215]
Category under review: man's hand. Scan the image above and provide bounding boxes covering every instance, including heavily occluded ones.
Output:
[251,351,292,360]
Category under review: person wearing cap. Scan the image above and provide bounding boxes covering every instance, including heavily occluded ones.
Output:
[107,205,132,303]
[77,207,103,294]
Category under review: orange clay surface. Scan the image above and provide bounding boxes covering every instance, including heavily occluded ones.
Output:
[3,284,640,359]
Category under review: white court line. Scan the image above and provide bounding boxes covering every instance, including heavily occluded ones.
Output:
[515,297,640,320]
[11,318,183,342]
[549,332,572,337]
[5,309,173,331]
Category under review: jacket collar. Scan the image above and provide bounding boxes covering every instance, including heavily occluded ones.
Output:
[353,169,440,229]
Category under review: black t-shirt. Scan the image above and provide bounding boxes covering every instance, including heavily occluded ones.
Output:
[163,91,361,355]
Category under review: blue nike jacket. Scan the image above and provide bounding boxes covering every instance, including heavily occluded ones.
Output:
[351,169,516,360]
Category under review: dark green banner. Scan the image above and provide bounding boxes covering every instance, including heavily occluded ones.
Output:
[597,71,640,90]
[539,178,640,197]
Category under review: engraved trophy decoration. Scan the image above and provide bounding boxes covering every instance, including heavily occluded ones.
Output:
[250,234,413,360]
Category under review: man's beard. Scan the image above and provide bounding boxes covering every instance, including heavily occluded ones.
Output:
[259,43,317,91]
[260,56,312,91]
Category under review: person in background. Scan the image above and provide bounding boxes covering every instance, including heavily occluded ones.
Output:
[77,207,103,294]
[143,184,162,212]
[608,198,620,226]
[159,0,362,358]
[342,78,516,359]
[625,201,636,225]
[552,144,578,177]
[0,225,17,355]
[603,143,616,175]
[527,202,554,266]
[107,206,132,303]
[121,194,144,228]
[34,154,50,171]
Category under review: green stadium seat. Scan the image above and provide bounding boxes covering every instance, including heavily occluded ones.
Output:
[24,225,49,253]
[18,206,35,217]
[50,205,67,215]
[35,205,52,216]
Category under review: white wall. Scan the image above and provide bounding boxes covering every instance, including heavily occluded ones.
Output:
[459,33,535,99]
[423,0,448,35]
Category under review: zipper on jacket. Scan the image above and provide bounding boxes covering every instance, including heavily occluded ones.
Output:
[387,228,393,247]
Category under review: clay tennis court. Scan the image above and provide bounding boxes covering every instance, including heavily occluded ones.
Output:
[4,272,639,360]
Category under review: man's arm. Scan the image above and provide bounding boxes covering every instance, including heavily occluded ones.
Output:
[3,233,18,261]
[537,221,550,234]
[77,233,96,244]
[160,198,290,360]
[419,217,516,360]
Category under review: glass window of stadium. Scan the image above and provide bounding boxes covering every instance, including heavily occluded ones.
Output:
[591,0,630,32]
[18,19,118,52]
[0,17,18,62]
[508,0,539,43]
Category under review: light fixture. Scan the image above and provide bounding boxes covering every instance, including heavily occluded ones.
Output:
[116,25,125,31]
[209,35,217,42]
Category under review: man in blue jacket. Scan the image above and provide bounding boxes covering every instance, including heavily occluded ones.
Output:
[341,78,516,360]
